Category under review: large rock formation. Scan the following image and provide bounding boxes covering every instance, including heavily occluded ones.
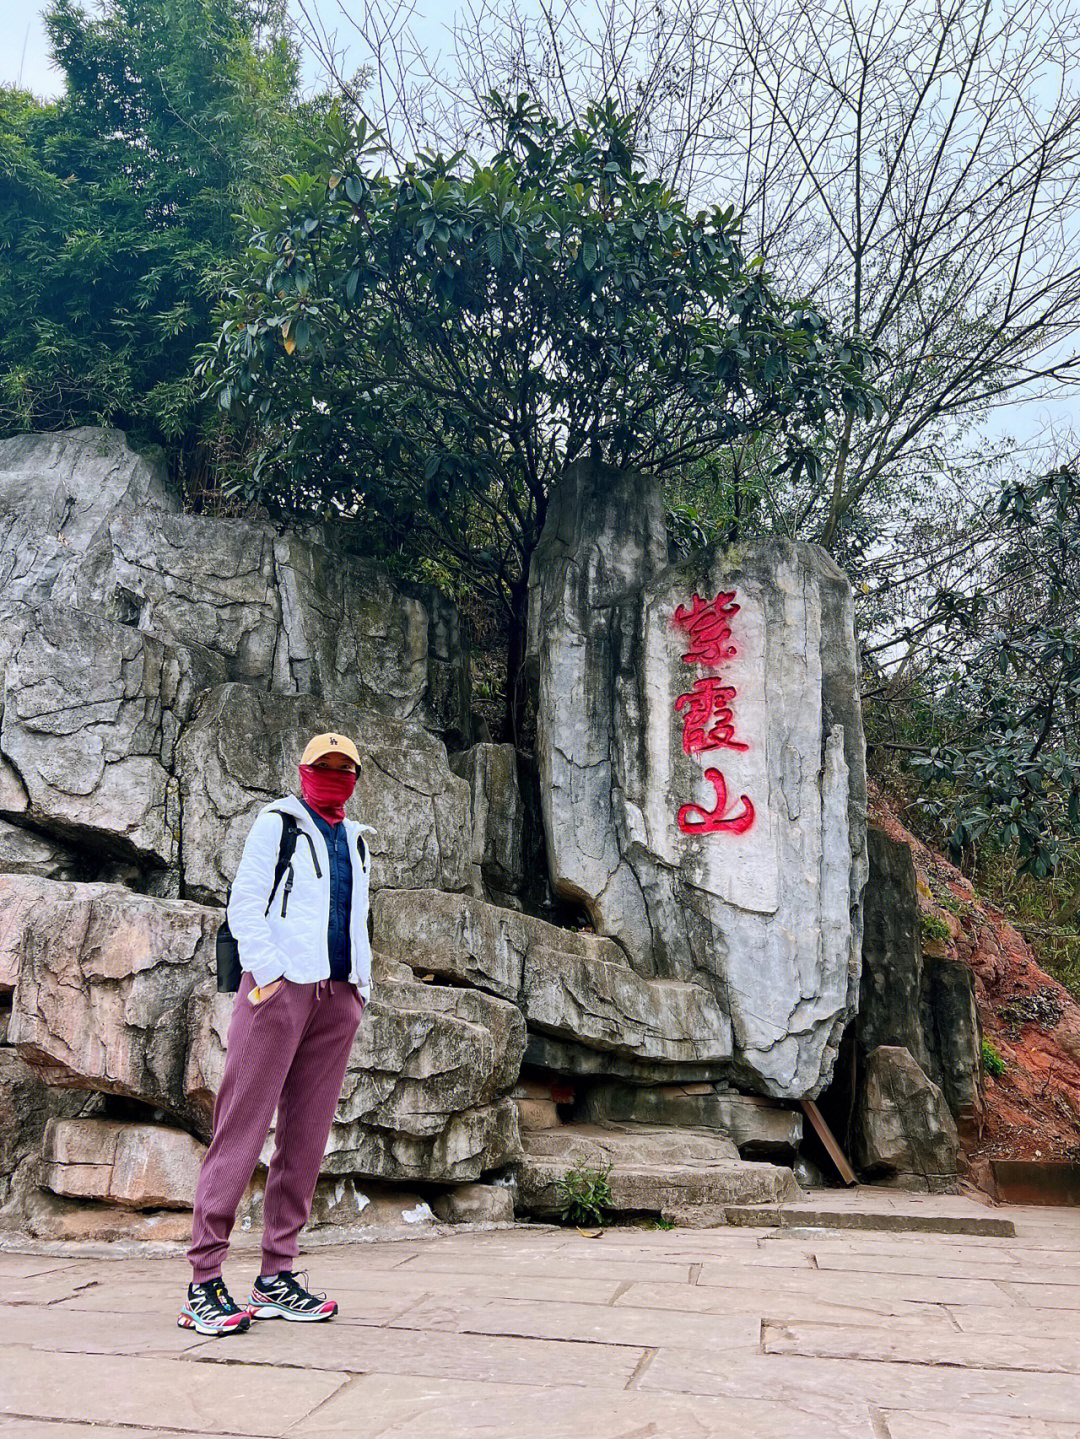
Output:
[527,461,867,1098]
[2,876,523,1184]
[177,685,480,903]
[0,601,225,868]
[0,429,875,1234]
[373,888,728,1070]
[855,1044,959,1192]
[851,824,977,1179]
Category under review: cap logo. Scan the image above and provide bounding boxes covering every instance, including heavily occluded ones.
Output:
[329,737,338,745]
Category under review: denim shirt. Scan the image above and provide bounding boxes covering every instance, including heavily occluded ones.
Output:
[300,800,353,982]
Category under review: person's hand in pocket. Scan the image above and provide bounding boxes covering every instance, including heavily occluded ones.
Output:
[249,978,284,1006]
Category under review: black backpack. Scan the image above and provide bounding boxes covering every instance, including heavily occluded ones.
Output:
[215,810,301,992]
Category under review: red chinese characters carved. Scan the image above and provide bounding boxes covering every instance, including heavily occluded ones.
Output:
[677,768,755,835]
[674,676,748,754]
[670,591,739,666]
[671,586,757,837]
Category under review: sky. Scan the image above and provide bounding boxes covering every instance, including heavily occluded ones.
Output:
[1,0,457,99]
[2,0,1075,452]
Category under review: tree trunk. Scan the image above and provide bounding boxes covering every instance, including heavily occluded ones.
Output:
[504,567,533,748]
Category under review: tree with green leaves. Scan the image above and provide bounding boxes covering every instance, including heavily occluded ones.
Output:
[0,0,308,472]
[201,91,879,734]
[910,463,1080,907]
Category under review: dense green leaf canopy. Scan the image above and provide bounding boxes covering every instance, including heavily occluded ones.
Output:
[0,0,305,445]
[203,93,879,623]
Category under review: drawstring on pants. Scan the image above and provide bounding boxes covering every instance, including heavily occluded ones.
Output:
[315,978,338,1002]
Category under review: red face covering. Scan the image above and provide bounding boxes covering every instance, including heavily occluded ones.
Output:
[299,764,357,824]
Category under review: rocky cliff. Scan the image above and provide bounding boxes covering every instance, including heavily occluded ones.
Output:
[0,429,874,1236]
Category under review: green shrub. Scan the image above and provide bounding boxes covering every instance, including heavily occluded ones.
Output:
[921,913,952,943]
[554,1164,613,1228]
[982,1038,1007,1078]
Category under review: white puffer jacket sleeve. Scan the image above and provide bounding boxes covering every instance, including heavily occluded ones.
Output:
[226,808,295,989]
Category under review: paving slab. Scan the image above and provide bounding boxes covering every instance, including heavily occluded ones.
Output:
[185,1318,647,1389]
[694,1260,1012,1306]
[763,1318,1080,1372]
[640,1348,1080,1423]
[724,1189,1016,1236]
[288,1374,878,1439]
[0,1349,347,1434]
[881,1410,1069,1439]
[393,1293,760,1348]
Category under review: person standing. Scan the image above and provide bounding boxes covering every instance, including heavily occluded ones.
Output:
[178,732,372,1336]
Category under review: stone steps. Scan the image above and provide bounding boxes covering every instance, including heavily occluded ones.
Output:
[514,1122,800,1217]
[719,1188,1016,1236]
[579,1082,802,1158]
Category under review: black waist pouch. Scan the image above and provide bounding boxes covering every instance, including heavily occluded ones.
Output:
[216,916,242,992]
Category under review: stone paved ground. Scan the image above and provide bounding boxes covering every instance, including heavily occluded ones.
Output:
[2,1197,1079,1438]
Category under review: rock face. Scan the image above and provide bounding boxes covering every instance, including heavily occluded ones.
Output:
[0,428,876,1234]
[2,875,522,1186]
[0,428,469,735]
[527,460,867,1098]
[921,955,981,1123]
[3,876,221,1129]
[0,1049,101,1215]
[449,743,525,902]
[373,888,729,1070]
[853,825,979,1163]
[579,1082,802,1158]
[855,1045,959,1191]
[0,602,225,867]
[860,827,929,1066]
[515,1123,799,1217]
[0,820,81,880]
[42,1117,205,1209]
[177,685,480,904]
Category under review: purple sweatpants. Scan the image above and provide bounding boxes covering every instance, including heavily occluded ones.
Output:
[187,970,365,1283]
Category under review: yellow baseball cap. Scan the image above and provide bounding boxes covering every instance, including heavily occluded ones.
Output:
[300,732,362,768]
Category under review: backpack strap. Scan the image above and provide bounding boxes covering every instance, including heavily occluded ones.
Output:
[264,809,300,916]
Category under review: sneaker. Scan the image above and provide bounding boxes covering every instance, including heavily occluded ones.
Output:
[177,1277,252,1336]
[248,1268,338,1322]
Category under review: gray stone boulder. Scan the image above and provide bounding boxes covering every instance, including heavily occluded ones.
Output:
[857,826,981,1130]
[0,1049,101,1219]
[449,743,525,901]
[0,602,225,867]
[526,460,868,1099]
[178,685,481,903]
[855,1045,959,1190]
[859,827,931,1067]
[373,887,731,1070]
[921,955,981,1127]
[0,820,82,880]
[3,875,222,1131]
[431,1182,514,1224]
[0,428,178,606]
[0,428,469,735]
[41,1117,205,1210]
[579,1081,802,1158]
[313,978,525,1183]
[515,1123,799,1217]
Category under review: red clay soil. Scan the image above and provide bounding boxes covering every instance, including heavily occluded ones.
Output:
[870,789,1080,1166]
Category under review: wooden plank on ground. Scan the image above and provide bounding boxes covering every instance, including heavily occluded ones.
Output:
[800,1097,857,1185]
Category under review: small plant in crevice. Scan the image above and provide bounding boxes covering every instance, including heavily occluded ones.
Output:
[921,913,952,944]
[555,1163,613,1228]
[982,1038,1007,1079]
